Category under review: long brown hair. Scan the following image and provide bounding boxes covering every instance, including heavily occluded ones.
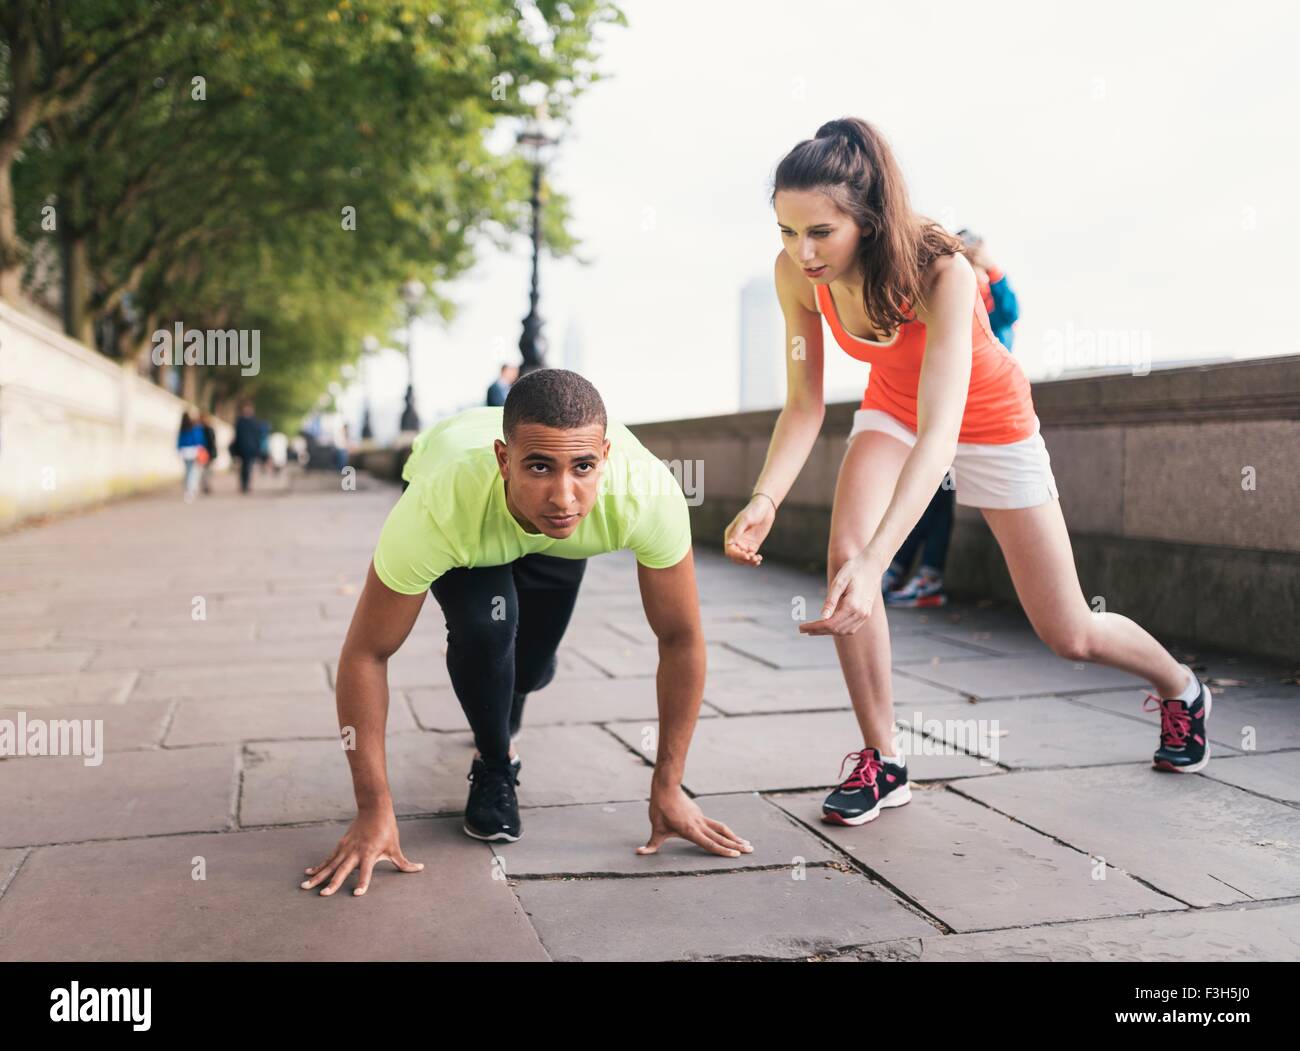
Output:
[771,117,965,331]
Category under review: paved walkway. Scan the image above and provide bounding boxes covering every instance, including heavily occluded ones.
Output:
[1,466,1298,961]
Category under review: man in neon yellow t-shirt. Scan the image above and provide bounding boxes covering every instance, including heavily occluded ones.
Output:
[302,369,752,898]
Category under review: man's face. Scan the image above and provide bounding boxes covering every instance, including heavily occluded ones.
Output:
[495,422,609,538]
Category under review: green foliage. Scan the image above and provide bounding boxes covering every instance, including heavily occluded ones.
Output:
[4,0,625,429]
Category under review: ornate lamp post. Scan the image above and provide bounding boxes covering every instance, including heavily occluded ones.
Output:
[515,103,561,377]
[358,335,380,440]
[399,279,425,433]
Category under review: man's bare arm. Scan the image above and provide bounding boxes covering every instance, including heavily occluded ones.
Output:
[635,550,752,857]
[299,562,428,897]
[335,561,428,810]
[637,550,706,789]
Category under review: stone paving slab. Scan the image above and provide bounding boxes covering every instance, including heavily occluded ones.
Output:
[489,792,838,877]
[86,637,350,672]
[605,711,998,795]
[165,690,416,746]
[57,622,258,646]
[0,671,139,712]
[2,613,134,636]
[5,471,1291,962]
[702,667,967,715]
[0,745,237,848]
[572,641,766,678]
[240,724,652,827]
[0,648,94,676]
[406,678,722,732]
[0,819,546,961]
[895,695,1243,769]
[897,654,1148,699]
[849,901,1300,961]
[0,629,57,648]
[923,626,1053,657]
[256,618,357,642]
[0,700,173,754]
[327,645,605,691]
[606,617,795,647]
[1199,751,1300,806]
[131,660,330,700]
[1069,682,1300,753]
[514,867,936,961]
[771,787,1182,932]
[952,764,1300,907]
[723,633,993,670]
[0,849,27,899]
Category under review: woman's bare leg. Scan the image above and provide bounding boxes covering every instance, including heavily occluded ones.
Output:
[981,499,1190,697]
[826,430,913,750]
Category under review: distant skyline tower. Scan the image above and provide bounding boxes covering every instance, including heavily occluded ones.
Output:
[739,277,784,411]
[562,317,586,375]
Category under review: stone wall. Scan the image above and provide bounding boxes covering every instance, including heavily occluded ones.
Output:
[629,356,1300,661]
[0,301,233,530]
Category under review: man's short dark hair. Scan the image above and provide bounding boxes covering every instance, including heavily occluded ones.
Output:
[502,368,606,442]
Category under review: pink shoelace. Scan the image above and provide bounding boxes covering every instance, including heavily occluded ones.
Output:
[1142,693,1191,747]
[838,749,883,798]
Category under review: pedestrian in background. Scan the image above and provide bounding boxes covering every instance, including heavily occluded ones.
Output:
[486,363,518,407]
[231,401,264,494]
[177,410,206,503]
[882,228,1022,607]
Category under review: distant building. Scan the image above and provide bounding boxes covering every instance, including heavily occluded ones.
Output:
[562,318,585,375]
[739,278,785,410]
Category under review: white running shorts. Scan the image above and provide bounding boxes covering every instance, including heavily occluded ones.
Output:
[846,408,1060,510]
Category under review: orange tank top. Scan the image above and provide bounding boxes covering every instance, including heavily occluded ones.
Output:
[814,279,1035,445]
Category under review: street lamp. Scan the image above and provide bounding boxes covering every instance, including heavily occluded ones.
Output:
[359,334,380,440]
[399,279,425,433]
[515,102,562,377]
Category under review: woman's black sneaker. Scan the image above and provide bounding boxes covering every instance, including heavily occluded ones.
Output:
[1142,678,1213,773]
[464,756,522,841]
[822,747,911,826]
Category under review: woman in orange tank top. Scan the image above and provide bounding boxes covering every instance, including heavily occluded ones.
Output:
[723,118,1213,825]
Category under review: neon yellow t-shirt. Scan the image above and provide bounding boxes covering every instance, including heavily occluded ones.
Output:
[371,406,692,594]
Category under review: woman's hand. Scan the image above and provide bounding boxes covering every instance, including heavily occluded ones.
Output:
[798,549,886,636]
[723,494,777,566]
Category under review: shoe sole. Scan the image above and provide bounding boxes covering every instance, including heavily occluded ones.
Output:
[1153,682,1212,773]
[884,594,948,608]
[822,783,912,825]
[462,824,520,842]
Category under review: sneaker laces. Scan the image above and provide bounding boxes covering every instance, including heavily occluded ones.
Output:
[837,749,882,792]
[469,763,519,809]
[1142,693,1190,747]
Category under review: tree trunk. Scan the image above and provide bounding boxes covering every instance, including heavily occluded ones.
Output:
[0,14,39,300]
[59,211,94,343]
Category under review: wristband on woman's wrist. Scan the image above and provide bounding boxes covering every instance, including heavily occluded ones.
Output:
[750,491,778,513]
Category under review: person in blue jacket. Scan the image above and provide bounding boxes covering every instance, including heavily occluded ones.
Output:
[882,229,1020,607]
[176,411,207,503]
[959,228,1020,350]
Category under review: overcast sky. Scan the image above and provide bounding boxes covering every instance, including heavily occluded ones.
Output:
[347,0,1299,438]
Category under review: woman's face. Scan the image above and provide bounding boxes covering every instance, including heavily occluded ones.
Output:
[774,189,861,284]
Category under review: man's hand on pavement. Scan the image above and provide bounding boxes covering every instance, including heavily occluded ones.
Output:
[301,808,423,897]
[638,783,753,858]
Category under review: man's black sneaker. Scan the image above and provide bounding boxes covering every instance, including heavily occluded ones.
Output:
[464,756,521,841]
[1143,677,1213,773]
[822,747,911,825]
